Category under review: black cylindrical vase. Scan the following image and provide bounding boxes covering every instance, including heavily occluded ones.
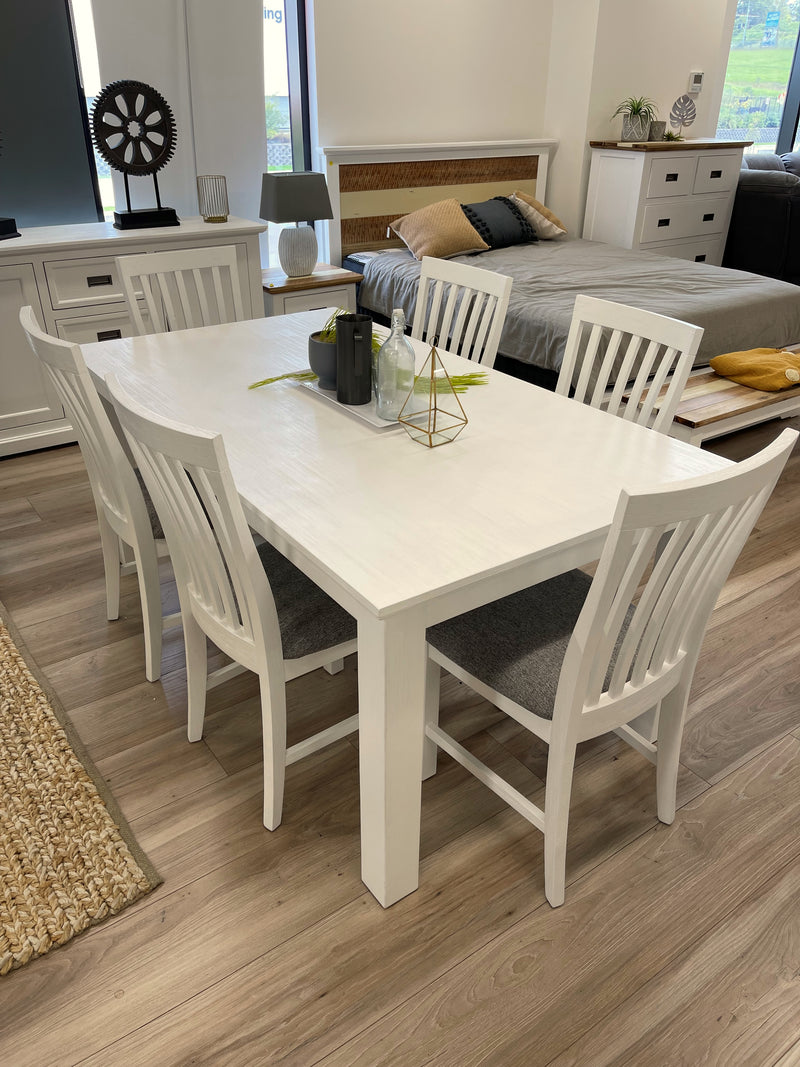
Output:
[336,314,372,405]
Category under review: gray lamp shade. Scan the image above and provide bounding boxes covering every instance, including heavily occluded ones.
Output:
[259,171,333,224]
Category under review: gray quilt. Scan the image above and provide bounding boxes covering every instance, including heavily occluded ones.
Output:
[356,239,800,374]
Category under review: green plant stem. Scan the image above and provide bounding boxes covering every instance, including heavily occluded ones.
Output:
[248,370,318,390]
[414,372,489,394]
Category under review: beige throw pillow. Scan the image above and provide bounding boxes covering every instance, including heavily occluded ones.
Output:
[390,199,489,260]
[509,191,567,239]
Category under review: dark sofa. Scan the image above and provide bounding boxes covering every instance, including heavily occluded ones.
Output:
[722,150,800,284]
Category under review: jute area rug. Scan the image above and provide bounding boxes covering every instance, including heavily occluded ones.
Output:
[0,598,161,975]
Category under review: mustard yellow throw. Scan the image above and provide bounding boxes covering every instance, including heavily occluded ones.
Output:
[710,348,800,391]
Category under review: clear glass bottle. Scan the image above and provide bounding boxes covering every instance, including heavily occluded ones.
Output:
[376,308,415,420]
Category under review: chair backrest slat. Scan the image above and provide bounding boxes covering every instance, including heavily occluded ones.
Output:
[557,295,704,434]
[18,306,152,546]
[117,245,247,336]
[558,428,796,736]
[411,257,513,367]
[106,375,283,673]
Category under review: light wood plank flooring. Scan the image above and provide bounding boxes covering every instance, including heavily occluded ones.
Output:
[2,417,800,1067]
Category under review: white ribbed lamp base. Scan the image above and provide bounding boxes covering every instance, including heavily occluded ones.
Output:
[277,225,318,277]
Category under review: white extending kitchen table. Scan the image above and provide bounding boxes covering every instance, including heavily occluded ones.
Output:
[81,308,730,907]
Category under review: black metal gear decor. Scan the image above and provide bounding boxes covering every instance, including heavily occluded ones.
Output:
[90,79,179,229]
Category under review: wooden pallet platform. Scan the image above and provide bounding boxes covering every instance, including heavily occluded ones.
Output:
[626,348,800,445]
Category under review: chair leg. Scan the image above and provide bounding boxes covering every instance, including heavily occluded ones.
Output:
[259,671,287,831]
[656,684,690,825]
[324,658,344,675]
[133,540,163,683]
[543,738,577,908]
[184,611,209,742]
[97,512,121,622]
[422,658,441,781]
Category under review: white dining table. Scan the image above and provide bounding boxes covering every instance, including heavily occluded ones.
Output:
[81,307,731,907]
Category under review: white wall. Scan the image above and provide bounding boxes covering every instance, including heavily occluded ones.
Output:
[587,0,737,142]
[89,0,739,260]
[542,0,602,235]
[92,0,266,245]
[309,0,554,147]
[545,0,738,233]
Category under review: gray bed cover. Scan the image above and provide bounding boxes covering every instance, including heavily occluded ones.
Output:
[356,239,800,374]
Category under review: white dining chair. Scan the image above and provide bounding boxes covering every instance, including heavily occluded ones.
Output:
[105,375,359,831]
[556,295,703,434]
[116,244,247,335]
[423,427,796,907]
[19,306,177,682]
[411,256,513,367]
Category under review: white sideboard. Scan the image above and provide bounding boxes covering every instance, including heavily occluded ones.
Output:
[0,216,265,456]
[583,141,751,266]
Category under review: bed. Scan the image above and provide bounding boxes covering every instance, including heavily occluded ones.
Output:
[350,240,800,378]
[318,140,800,383]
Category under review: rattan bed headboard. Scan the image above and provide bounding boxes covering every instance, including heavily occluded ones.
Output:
[317,140,557,265]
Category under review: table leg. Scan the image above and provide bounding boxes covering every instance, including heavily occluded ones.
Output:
[357,610,428,907]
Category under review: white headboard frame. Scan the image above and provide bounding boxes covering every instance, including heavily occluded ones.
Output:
[316,139,558,265]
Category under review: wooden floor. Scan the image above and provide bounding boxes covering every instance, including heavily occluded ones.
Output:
[2,418,800,1067]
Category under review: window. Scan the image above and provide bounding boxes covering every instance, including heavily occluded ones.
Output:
[716,1,800,154]
[264,1,312,262]
[71,0,113,218]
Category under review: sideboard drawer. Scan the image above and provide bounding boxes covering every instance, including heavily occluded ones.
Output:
[645,235,725,266]
[54,307,149,344]
[640,197,727,243]
[44,256,124,309]
[645,156,697,198]
[692,153,741,195]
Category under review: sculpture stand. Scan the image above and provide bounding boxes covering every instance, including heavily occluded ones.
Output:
[113,172,178,230]
[0,216,21,240]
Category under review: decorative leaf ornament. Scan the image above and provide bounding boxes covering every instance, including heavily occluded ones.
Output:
[669,94,697,135]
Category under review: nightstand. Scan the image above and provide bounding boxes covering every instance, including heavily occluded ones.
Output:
[262,263,364,317]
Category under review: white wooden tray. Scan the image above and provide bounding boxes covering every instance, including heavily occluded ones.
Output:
[299,380,402,430]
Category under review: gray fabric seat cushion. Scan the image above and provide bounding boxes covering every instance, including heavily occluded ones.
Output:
[426,567,639,721]
[257,540,357,661]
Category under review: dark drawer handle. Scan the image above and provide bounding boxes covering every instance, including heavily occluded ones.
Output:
[97,328,122,341]
[695,254,707,262]
[658,218,671,227]
[87,274,113,288]
[703,213,715,222]
[665,173,679,182]
[709,170,722,179]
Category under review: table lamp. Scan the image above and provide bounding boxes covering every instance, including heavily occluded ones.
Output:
[260,171,333,278]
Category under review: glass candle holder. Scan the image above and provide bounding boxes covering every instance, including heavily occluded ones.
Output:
[196,175,229,223]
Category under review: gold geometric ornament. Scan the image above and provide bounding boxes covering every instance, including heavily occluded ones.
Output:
[397,343,468,447]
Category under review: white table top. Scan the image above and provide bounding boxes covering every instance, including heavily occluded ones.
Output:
[83,309,730,624]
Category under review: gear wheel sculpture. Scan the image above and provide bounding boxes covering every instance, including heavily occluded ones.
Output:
[91,79,176,175]
[90,79,179,228]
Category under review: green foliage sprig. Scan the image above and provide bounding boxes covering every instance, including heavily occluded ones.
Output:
[248,370,318,390]
[612,96,658,121]
[414,371,489,394]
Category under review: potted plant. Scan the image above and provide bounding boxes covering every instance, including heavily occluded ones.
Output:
[308,307,382,391]
[612,96,658,142]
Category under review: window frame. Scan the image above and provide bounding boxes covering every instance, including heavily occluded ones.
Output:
[284,0,311,171]
[777,31,800,152]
